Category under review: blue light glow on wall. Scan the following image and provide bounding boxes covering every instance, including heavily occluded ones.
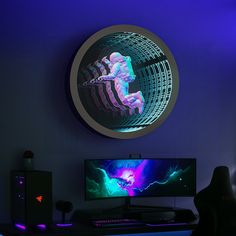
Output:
[0,0,236,224]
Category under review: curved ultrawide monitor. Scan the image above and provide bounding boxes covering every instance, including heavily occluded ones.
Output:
[85,158,196,200]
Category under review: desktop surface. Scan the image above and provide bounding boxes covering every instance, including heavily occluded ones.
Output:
[0,219,197,235]
[107,231,193,236]
[1,205,197,235]
[71,206,197,226]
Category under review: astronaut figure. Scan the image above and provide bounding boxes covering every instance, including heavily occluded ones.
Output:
[101,56,112,69]
[98,52,145,115]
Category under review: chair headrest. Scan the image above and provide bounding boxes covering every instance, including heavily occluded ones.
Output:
[210,166,234,197]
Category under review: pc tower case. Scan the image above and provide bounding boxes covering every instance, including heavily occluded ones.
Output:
[10,170,52,229]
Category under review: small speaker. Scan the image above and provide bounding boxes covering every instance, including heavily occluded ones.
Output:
[10,170,52,229]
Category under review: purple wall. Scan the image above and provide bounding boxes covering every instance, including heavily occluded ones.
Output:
[1,0,236,222]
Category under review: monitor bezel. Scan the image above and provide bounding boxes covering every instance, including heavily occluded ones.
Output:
[84,157,196,201]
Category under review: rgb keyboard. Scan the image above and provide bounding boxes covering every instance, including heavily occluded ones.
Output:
[92,218,145,228]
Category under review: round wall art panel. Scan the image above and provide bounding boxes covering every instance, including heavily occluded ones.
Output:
[70,25,179,139]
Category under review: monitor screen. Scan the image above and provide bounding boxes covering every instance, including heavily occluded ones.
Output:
[85,158,196,200]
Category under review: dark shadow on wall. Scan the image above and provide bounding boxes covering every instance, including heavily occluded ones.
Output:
[46,29,113,141]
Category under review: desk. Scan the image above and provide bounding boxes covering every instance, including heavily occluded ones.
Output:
[107,232,192,236]
[0,221,197,236]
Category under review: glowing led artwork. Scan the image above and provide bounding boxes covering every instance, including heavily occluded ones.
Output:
[89,52,145,115]
[70,25,179,139]
[85,159,196,200]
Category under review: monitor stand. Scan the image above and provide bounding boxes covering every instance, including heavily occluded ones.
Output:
[71,198,196,224]
[102,198,196,223]
[107,197,174,214]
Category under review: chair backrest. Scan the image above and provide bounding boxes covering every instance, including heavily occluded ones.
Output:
[209,166,234,198]
[192,166,236,236]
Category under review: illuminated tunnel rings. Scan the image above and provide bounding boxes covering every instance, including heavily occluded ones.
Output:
[70,25,179,139]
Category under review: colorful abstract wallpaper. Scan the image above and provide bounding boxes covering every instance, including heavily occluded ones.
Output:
[85,159,196,200]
